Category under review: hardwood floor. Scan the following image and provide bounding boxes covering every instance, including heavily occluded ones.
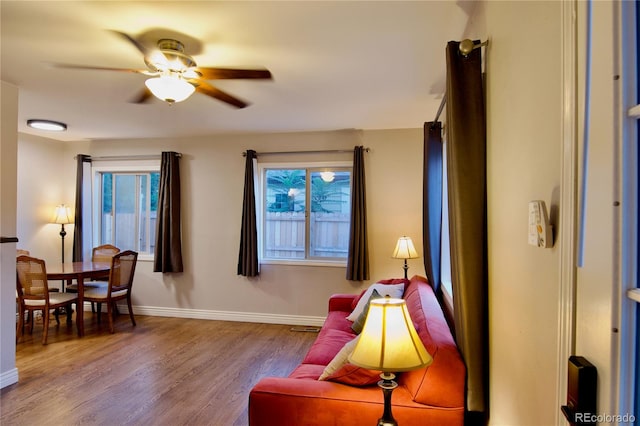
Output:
[1,313,318,425]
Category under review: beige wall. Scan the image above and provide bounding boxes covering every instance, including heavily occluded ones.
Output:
[17,128,426,323]
[0,81,19,387]
[16,133,78,263]
[484,1,563,425]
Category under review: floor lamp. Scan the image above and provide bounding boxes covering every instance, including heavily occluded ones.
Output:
[52,204,71,290]
[349,298,433,425]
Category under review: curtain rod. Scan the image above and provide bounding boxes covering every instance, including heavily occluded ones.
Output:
[74,153,182,161]
[242,148,369,157]
[433,93,447,124]
[431,38,488,127]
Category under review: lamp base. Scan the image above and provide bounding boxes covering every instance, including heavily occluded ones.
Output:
[377,373,398,426]
[378,417,398,426]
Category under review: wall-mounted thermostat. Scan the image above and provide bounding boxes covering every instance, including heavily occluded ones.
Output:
[528,200,553,248]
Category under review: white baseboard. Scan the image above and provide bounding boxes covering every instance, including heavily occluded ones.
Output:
[83,303,326,327]
[0,368,19,389]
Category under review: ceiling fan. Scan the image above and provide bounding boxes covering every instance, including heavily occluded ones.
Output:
[52,31,272,108]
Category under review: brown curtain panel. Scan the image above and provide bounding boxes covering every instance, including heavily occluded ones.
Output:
[238,150,259,277]
[153,151,183,273]
[445,41,488,422]
[72,154,91,262]
[423,122,443,294]
[346,145,369,281]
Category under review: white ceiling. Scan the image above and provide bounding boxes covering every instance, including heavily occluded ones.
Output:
[1,1,480,142]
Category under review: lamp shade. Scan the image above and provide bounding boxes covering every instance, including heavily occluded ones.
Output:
[392,236,419,259]
[145,75,195,103]
[349,298,432,372]
[51,204,71,224]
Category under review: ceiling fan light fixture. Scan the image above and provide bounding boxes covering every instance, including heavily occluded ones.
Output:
[145,75,195,103]
[27,119,67,131]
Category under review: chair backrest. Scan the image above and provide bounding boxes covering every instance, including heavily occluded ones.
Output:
[92,244,120,262]
[16,255,50,302]
[108,250,138,294]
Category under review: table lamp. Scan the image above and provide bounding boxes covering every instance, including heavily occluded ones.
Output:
[349,298,432,426]
[392,236,419,280]
[51,204,71,263]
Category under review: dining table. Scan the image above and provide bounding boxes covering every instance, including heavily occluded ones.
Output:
[46,261,112,337]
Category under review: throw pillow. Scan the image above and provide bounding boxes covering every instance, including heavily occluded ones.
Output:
[351,289,368,311]
[346,282,405,322]
[318,336,359,380]
[325,363,382,386]
[351,289,383,334]
[350,278,408,311]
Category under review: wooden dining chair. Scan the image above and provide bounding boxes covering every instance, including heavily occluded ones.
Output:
[83,250,138,333]
[16,255,79,345]
[16,249,63,325]
[91,244,121,262]
[66,244,120,312]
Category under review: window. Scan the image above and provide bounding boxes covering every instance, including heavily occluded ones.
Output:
[259,162,352,264]
[92,165,159,258]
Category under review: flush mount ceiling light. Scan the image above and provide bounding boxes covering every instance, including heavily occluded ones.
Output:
[27,119,67,132]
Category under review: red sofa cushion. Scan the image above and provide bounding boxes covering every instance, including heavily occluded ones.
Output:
[302,328,354,366]
[289,364,325,380]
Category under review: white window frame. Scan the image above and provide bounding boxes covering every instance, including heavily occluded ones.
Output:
[619,0,638,420]
[91,162,160,262]
[257,161,352,267]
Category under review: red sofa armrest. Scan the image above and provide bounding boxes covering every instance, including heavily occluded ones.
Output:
[328,293,356,312]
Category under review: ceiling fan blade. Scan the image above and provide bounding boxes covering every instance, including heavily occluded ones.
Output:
[109,30,152,57]
[192,80,249,108]
[108,30,168,72]
[196,67,272,80]
[47,63,153,75]
[130,87,154,104]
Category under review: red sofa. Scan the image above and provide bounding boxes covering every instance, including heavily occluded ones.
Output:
[249,275,466,425]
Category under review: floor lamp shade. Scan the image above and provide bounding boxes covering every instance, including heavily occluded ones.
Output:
[51,204,71,225]
[391,236,419,261]
[392,236,419,280]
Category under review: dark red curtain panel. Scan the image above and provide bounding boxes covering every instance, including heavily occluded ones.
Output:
[423,122,443,294]
[72,154,91,262]
[346,145,369,281]
[445,41,488,422]
[238,150,259,277]
[153,151,183,273]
